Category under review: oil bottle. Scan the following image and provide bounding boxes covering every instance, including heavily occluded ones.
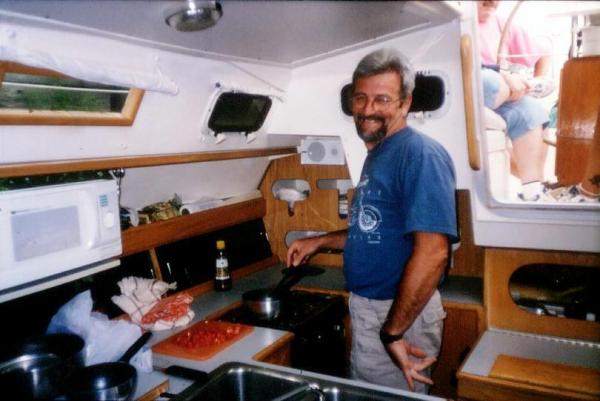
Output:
[214,240,232,291]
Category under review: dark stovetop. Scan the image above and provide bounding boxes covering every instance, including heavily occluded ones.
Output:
[217,290,346,332]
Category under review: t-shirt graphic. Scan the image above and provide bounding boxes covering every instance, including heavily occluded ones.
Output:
[350,176,382,244]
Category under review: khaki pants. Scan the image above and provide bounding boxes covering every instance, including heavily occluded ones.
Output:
[349,290,446,394]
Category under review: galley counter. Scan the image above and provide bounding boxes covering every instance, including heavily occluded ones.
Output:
[135,263,481,401]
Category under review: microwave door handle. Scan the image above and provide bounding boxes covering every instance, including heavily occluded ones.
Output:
[82,192,101,249]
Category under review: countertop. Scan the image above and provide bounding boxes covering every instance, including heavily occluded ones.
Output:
[135,263,482,400]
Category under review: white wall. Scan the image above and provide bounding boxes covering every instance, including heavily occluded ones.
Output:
[268,20,470,188]
[0,21,299,164]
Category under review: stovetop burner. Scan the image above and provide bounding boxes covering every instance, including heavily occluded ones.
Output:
[218,290,346,332]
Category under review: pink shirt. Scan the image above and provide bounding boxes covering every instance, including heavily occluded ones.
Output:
[479,14,550,68]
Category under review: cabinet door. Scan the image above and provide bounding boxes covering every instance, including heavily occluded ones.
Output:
[556,57,600,185]
[430,302,484,399]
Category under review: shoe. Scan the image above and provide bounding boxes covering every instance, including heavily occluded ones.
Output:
[518,187,555,202]
[527,77,554,98]
[550,184,599,203]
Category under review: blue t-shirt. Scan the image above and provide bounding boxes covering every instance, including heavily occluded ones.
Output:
[343,126,458,300]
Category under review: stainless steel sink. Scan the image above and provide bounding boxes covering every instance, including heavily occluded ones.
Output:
[169,362,432,401]
[171,363,311,401]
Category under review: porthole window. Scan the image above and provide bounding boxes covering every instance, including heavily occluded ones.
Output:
[208,92,272,134]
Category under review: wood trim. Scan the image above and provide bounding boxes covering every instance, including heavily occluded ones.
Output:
[121,89,145,124]
[489,354,600,397]
[442,300,486,335]
[135,379,169,401]
[148,248,163,281]
[484,248,600,341]
[458,369,600,401]
[0,147,297,178]
[0,62,145,126]
[122,198,266,256]
[252,332,294,365]
[460,34,481,171]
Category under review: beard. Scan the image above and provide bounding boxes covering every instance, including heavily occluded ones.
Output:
[354,114,387,144]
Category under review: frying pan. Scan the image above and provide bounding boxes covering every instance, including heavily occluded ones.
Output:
[64,331,152,401]
[242,266,324,320]
[0,333,85,400]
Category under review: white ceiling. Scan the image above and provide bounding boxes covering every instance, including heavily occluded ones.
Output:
[0,1,458,65]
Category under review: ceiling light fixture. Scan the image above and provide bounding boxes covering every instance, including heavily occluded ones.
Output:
[166,0,222,32]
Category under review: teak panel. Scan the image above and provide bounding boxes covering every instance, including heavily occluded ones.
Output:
[260,154,352,267]
[484,247,600,341]
[430,301,485,400]
[556,57,600,185]
[489,354,600,397]
[452,190,484,277]
[458,370,600,401]
[122,198,266,256]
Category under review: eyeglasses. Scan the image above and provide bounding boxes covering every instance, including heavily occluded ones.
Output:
[350,94,402,111]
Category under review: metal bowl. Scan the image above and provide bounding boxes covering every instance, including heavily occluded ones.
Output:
[0,333,85,400]
[65,362,137,401]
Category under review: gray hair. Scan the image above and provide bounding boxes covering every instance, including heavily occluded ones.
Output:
[352,48,415,100]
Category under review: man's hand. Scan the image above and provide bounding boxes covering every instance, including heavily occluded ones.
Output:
[384,339,436,392]
[286,230,348,267]
[286,237,322,267]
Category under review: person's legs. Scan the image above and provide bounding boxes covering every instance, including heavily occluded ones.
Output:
[511,126,548,183]
[349,292,445,394]
[495,95,550,199]
[482,68,509,109]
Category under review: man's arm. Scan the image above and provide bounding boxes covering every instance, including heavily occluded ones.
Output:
[286,229,348,267]
[381,231,449,391]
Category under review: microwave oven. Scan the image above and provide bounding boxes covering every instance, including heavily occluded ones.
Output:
[0,179,122,302]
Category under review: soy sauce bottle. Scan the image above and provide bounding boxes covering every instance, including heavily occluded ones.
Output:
[214,240,232,291]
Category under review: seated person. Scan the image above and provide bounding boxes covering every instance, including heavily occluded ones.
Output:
[478,0,553,201]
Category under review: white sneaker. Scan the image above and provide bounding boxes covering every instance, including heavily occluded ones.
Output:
[527,77,554,98]
[550,184,599,203]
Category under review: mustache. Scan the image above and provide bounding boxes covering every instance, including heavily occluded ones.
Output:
[356,114,385,124]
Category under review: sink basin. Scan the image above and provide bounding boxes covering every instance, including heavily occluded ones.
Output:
[169,362,434,401]
[172,363,311,401]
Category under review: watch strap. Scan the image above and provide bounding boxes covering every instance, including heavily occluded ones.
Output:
[379,327,403,345]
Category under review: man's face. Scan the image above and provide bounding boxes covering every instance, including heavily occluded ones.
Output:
[351,71,411,148]
[477,1,499,24]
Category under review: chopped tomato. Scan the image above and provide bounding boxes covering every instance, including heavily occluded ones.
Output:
[171,321,244,349]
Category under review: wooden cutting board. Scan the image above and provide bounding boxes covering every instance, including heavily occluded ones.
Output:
[152,320,254,361]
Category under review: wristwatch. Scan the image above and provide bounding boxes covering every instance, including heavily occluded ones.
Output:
[379,327,403,345]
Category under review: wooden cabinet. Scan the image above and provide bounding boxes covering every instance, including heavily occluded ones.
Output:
[555,57,600,185]
[253,333,294,367]
[430,301,485,400]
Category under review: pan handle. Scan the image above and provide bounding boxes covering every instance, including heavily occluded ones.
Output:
[119,331,152,363]
[272,266,325,294]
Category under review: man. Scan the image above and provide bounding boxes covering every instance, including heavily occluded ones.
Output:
[286,48,458,393]
[478,0,552,201]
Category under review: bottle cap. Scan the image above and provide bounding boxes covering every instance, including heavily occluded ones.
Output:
[216,240,225,250]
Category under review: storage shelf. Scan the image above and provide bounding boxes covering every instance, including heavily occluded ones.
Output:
[0,147,297,178]
[122,197,266,256]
